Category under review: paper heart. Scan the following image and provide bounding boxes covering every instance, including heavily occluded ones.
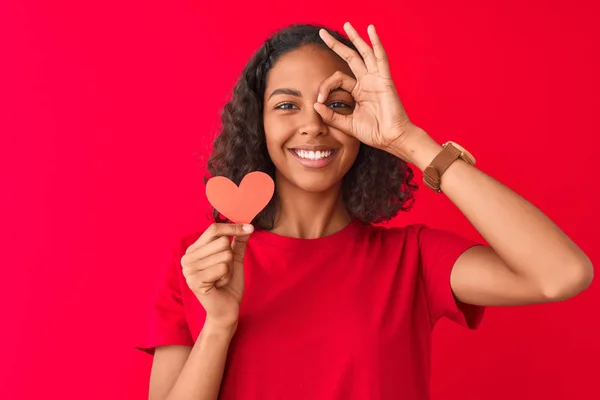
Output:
[206,171,275,224]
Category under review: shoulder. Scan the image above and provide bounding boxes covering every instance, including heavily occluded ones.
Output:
[361,222,472,259]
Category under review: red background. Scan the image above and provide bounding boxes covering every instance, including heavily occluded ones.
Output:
[1,0,599,399]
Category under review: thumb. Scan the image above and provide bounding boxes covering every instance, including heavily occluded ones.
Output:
[314,102,353,135]
[231,233,251,260]
[223,232,251,291]
[214,224,252,289]
[231,223,253,262]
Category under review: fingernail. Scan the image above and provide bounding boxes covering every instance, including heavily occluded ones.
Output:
[317,93,324,103]
[243,224,254,233]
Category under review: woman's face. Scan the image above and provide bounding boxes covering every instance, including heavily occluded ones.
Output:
[263,44,360,193]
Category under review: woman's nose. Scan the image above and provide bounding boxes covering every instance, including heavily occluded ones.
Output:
[300,106,328,137]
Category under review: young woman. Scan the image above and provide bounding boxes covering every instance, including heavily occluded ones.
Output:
[137,22,593,400]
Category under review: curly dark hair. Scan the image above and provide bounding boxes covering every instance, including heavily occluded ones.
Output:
[204,23,418,230]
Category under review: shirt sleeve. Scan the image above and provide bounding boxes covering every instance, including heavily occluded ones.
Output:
[135,236,195,355]
[414,224,486,330]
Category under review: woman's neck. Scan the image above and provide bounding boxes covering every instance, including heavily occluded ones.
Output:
[270,174,352,239]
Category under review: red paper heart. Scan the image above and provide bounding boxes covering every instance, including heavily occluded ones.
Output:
[206,171,275,224]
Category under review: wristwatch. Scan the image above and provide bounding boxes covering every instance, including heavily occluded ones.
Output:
[423,141,476,193]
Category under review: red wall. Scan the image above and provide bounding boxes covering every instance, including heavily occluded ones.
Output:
[1,0,598,399]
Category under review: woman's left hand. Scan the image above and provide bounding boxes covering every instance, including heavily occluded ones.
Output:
[315,22,427,160]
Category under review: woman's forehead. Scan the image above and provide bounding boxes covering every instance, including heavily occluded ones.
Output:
[266,45,352,89]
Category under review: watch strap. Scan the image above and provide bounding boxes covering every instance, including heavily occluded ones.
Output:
[423,143,462,193]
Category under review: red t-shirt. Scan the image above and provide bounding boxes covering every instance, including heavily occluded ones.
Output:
[137,219,486,399]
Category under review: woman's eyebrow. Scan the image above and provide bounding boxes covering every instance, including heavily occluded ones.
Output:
[268,88,301,100]
[268,87,350,100]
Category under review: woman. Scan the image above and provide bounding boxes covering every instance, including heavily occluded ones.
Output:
[137,22,593,400]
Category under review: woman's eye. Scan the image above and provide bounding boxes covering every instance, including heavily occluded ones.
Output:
[275,101,351,110]
[275,103,297,110]
[328,101,351,109]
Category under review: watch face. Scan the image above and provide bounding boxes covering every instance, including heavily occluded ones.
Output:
[444,141,476,165]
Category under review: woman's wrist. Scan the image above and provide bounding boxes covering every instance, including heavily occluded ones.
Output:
[203,317,238,340]
[388,127,442,171]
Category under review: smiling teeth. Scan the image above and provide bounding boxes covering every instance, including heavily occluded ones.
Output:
[294,150,333,160]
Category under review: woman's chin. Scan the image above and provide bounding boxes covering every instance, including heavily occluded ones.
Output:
[290,176,340,194]
[273,163,345,194]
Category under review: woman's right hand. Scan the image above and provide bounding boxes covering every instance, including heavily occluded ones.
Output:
[181,223,254,330]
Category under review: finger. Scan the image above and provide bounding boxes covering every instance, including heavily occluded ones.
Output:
[367,25,391,79]
[228,233,251,292]
[195,249,233,271]
[313,102,354,135]
[214,272,231,288]
[316,71,357,104]
[184,259,229,294]
[181,250,233,279]
[198,262,229,285]
[343,22,378,73]
[184,235,230,263]
[187,223,254,253]
[318,28,367,79]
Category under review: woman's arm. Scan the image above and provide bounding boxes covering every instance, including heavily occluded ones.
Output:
[392,128,594,306]
[310,22,592,306]
[150,322,236,400]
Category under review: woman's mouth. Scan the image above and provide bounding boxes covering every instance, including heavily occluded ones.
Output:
[288,148,337,168]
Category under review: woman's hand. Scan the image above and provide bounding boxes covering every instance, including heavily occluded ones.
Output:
[315,22,431,163]
[181,223,253,330]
